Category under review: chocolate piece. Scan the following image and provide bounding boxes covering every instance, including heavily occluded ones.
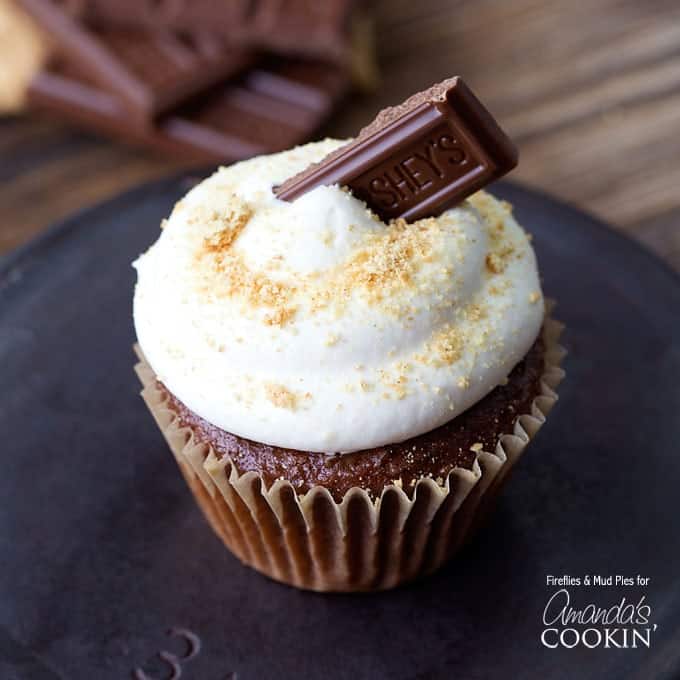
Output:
[17,0,254,121]
[72,0,249,32]
[246,0,353,61]
[161,337,546,502]
[276,77,518,222]
[28,58,349,163]
[68,0,354,62]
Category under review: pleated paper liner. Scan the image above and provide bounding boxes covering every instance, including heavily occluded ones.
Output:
[134,314,565,592]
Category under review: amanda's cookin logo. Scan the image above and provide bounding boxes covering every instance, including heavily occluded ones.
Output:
[541,575,658,649]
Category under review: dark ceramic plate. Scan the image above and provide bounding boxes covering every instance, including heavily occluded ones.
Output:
[1,176,679,680]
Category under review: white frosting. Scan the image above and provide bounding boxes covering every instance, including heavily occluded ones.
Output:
[133,140,544,453]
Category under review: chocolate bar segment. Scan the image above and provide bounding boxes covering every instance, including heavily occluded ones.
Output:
[28,58,349,163]
[276,77,518,222]
[247,0,353,60]
[66,0,354,62]
[244,61,349,112]
[17,0,254,121]
[73,0,250,32]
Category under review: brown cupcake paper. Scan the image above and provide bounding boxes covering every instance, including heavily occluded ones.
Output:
[134,313,565,592]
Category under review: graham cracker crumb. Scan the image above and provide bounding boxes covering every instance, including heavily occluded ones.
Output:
[485,252,505,274]
[193,198,300,328]
[342,218,431,299]
[465,303,487,322]
[264,383,298,410]
[200,201,252,252]
[264,306,297,326]
[427,324,465,366]
[197,248,298,327]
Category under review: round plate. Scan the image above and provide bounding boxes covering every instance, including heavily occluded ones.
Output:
[1,177,679,680]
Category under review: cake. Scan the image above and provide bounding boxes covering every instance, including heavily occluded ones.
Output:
[133,138,564,591]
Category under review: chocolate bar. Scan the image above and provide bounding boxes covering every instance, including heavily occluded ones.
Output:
[276,77,518,222]
[18,0,255,121]
[28,58,349,163]
[68,0,354,62]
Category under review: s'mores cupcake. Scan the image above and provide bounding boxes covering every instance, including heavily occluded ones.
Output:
[133,81,564,592]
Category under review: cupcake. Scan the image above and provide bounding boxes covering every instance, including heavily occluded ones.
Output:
[133,136,564,592]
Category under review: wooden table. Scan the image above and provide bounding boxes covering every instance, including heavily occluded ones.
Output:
[2,0,679,271]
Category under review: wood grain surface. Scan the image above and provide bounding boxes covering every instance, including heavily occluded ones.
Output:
[1,0,679,271]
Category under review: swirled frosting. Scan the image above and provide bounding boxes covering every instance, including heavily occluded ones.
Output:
[133,139,544,453]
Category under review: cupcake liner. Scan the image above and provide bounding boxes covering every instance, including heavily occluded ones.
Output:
[134,311,565,592]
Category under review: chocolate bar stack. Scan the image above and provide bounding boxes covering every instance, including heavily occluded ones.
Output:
[19,0,365,163]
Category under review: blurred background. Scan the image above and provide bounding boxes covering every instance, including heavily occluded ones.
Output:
[1,0,679,271]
